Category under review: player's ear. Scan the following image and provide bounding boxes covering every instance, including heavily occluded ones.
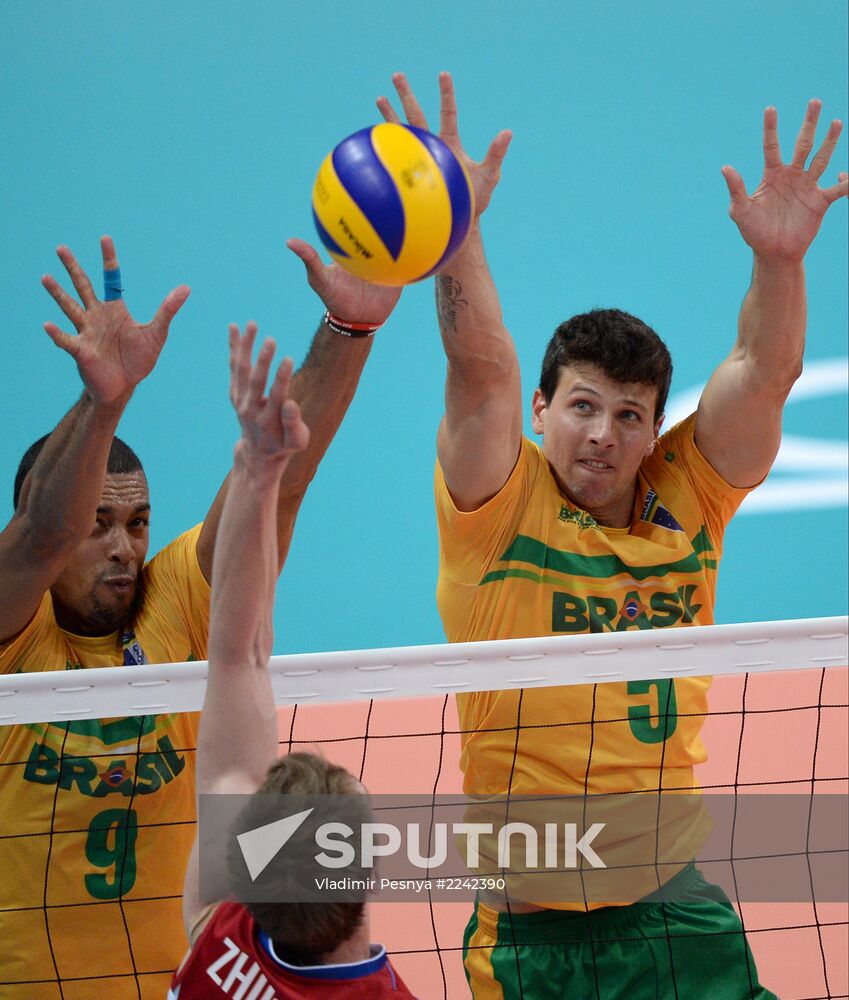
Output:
[531,388,547,435]
[655,414,665,435]
[646,414,665,454]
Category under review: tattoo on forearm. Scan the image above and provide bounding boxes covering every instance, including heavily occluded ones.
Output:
[436,276,467,336]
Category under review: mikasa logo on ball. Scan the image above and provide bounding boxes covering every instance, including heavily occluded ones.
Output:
[338,217,374,259]
[311,121,473,286]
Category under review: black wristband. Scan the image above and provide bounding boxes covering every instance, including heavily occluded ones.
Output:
[323,310,381,338]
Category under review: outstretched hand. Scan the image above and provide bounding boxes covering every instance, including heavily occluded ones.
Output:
[41,236,190,404]
[229,322,309,464]
[377,71,512,220]
[722,100,848,262]
[286,238,401,325]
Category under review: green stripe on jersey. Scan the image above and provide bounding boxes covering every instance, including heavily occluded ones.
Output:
[690,526,716,555]
[483,534,704,585]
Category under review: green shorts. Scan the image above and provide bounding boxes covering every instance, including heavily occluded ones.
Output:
[463,864,778,999]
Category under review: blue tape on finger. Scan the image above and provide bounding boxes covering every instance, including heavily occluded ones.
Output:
[103,267,123,301]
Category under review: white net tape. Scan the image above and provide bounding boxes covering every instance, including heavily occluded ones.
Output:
[0,615,845,725]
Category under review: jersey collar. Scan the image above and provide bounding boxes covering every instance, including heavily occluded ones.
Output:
[258,932,389,981]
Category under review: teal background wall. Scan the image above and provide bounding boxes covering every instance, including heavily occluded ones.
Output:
[1,1,846,655]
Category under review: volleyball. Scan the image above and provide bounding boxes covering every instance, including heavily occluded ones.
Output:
[311,123,475,286]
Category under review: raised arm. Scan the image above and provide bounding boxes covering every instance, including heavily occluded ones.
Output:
[0,238,189,645]
[696,100,847,487]
[378,72,520,511]
[184,324,309,932]
[195,243,402,579]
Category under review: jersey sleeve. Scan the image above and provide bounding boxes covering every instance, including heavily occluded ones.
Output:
[0,593,55,673]
[435,436,543,586]
[655,414,752,544]
[142,523,211,659]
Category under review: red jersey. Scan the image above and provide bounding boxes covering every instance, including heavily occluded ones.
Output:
[168,902,416,999]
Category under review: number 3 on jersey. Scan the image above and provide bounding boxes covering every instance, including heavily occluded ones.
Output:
[627,678,678,744]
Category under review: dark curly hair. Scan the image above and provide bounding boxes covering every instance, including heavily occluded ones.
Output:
[539,309,672,421]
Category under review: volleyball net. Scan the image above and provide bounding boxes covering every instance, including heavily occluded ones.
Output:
[0,616,846,999]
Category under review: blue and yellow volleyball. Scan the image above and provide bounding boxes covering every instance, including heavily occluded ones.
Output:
[311,123,474,286]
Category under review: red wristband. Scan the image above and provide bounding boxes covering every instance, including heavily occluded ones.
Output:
[324,310,381,338]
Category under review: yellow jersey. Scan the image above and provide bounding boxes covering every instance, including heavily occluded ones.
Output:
[0,525,209,1000]
[436,415,750,799]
